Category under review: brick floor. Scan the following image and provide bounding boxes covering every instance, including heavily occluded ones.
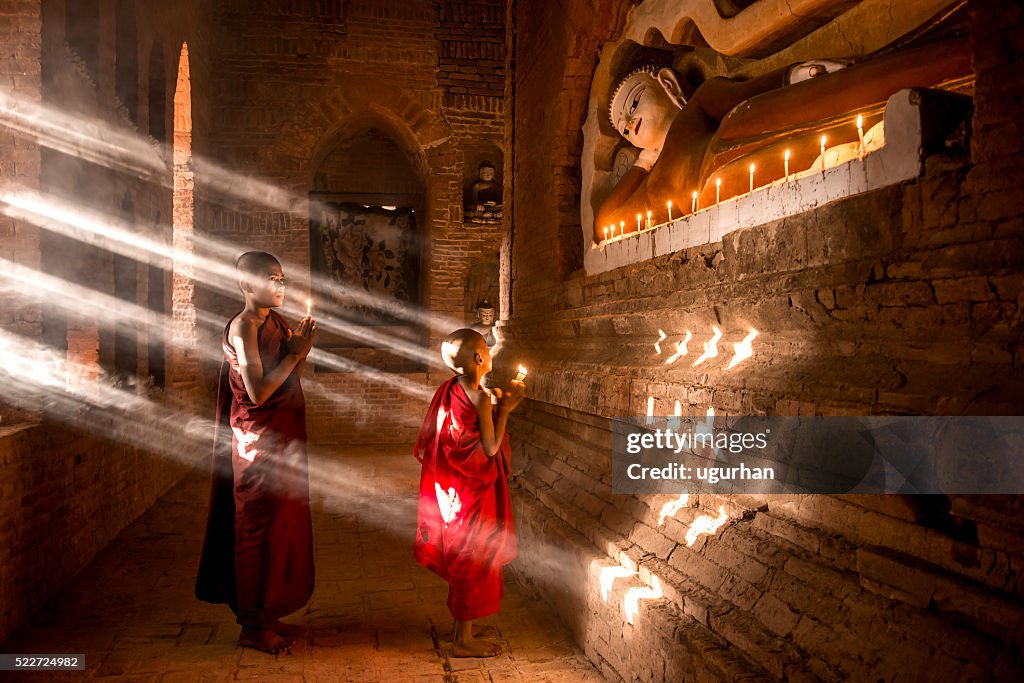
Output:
[1,445,604,682]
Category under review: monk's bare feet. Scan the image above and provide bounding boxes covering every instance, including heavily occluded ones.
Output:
[449,624,499,640]
[239,627,292,655]
[451,638,502,658]
[270,619,303,637]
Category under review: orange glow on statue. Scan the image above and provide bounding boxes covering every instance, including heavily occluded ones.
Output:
[594,39,972,239]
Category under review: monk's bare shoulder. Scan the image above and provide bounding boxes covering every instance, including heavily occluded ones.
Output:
[229,314,260,346]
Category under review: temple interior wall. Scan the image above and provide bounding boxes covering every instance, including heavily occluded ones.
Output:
[0,0,1022,677]
[500,0,1024,679]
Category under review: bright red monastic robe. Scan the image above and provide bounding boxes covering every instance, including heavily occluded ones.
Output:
[414,377,517,621]
[195,309,315,628]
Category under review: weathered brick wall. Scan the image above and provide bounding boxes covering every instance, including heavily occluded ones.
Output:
[502,0,1024,680]
[0,0,216,641]
[201,0,505,444]
[0,417,190,642]
[0,0,43,421]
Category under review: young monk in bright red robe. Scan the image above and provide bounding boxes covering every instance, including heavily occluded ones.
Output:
[414,328,526,657]
[196,251,317,655]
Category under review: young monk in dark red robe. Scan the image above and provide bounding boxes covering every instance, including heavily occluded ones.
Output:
[414,329,526,657]
[196,251,317,655]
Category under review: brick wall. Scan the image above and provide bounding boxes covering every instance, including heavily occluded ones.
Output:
[201,0,505,444]
[0,417,191,642]
[0,0,216,640]
[0,0,43,420]
[501,0,1024,680]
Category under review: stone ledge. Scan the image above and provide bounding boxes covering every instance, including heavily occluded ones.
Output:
[585,89,934,276]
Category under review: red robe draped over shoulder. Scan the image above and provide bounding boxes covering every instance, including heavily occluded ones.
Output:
[414,377,517,621]
[195,309,314,628]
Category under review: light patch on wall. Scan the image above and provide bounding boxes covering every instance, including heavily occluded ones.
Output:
[684,506,729,546]
[726,328,759,369]
[657,493,689,527]
[624,575,662,625]
[599,565,635,602]
[692,326,722,367]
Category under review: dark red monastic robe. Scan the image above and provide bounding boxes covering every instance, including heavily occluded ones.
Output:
[414,377,517,621]
[195,309,314,628]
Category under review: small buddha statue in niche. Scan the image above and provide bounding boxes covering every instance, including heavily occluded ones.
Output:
[469,161,503,211]
[594,38,971,238]
[471,299,497,348]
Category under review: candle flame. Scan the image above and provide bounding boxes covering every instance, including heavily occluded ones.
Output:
[857,114,863,129]
[785,149,791,160]
[305,297,312,316]
[646,395,655,425]
[517,364,528,377]
[715,177,721,187]
[749,163,755,173]
[667,200,672,209]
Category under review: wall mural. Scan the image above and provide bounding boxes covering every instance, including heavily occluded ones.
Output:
[310,199,419,326]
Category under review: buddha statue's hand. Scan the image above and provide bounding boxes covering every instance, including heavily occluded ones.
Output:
[635,147,662,171]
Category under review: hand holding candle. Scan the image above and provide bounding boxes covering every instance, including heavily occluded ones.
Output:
[514,364,528,383]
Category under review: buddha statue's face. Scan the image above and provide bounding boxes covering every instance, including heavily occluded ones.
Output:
[610,68,684,151]
[477,306,495,325]
[479,166,496,182]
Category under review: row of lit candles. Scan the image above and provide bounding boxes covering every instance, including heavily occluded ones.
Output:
[602,116,868,243]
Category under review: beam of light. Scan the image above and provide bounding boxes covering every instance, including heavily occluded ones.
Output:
[684,506,729,546]
[653,329,667,355]
[307,349,435,401]
[657,493,690,527]
[0,330,427,528]
[599,565,635,602]
[691,326,722,367]
[726,328,759,370]
[0,88,166,180]
[665,331,693,365]
[0,91,465,337]
[624,575,662,625]
[2,190,449,367]
[0,255,436,410]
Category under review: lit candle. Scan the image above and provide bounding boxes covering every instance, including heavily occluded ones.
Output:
[603,226,608,242]
[749,163,755,193]
[715,178,721,205]
[306,298,312,317]
[646,395,655,425]
[691,190,698,213]
[636,213,642,232]
[514,364,528,383]
[667,200,673,222]
[820,135,828,172]
[674,400,682,417]
[784,149,791,180]
[856,114,865,158]
[646,210,652,230]
[618,220,624,238]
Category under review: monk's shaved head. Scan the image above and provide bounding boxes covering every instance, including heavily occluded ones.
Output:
[441,328,488,374]
[236,251,281,276]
